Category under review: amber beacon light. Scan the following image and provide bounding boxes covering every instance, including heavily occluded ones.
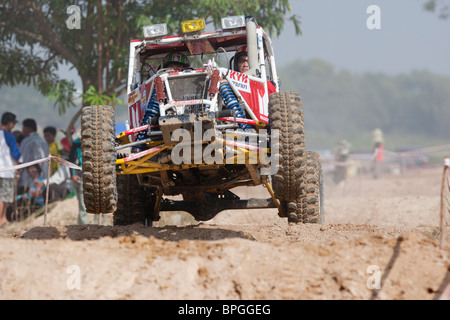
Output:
[181,19,205,33]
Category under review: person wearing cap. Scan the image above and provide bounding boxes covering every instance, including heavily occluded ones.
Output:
[234,46,276,95]
[18,118,49,193]
[162,53,191,71]
[0,112,21,228]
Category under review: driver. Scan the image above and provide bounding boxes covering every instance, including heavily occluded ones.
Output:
[162,53,191,71]
[234,46,276,95]
[234,46,248,73]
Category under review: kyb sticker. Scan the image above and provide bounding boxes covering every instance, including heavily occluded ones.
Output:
[228,70,250,93]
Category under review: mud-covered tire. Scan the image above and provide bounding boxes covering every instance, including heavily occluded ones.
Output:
[81,105,117,214]
[269,91,306,202]
[287,151,324,224]
[114,174,155,226]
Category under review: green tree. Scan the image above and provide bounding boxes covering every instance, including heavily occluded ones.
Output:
[0,0,300,143]
[278,58,450,150]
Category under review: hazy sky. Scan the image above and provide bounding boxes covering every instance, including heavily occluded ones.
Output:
[272,0,450,75]
[60,0,450,89]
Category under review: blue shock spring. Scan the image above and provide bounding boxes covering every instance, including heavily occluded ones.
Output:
[219,82,252,131]
[135,89,159,150]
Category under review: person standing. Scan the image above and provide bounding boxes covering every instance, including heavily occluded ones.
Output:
[0,112,21,227]
[43,126,62,175]
[333,139,351,185]
[18,119,49,193]
[372,128,384,179]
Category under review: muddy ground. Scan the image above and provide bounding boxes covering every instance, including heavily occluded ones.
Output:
[0,167,449,300]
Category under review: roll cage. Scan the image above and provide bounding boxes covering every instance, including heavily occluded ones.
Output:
[127,26,280,96]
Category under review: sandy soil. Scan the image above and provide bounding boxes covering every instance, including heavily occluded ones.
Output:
[0,167,449,300]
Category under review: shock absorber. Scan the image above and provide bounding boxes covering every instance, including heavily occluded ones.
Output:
[135,89,159,150]
[219,81,252,131]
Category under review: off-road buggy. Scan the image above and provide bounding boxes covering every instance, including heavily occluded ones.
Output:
[81,16,323,226]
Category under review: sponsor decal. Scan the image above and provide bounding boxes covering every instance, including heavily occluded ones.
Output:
[128,89,139,104]
[227,71,269,124]
[140,84,147,106]
[228,70,250,93]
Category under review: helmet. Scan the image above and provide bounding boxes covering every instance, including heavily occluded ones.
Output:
[236,45,247,55]
[162,53,190,68]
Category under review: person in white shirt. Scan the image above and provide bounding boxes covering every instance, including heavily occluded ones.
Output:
[0,112,21,227]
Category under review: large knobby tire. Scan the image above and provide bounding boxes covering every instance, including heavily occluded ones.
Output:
[114,174,155,226]
[287,151,325,224]
[81,105,117,214]
[269,91,306,202]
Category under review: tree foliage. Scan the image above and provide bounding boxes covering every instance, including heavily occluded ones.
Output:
[278,59,450,150]
[0,0,300,118]
[81,85,123,106]
[424,0,450,19]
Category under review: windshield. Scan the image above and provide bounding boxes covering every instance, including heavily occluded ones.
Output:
[140,51,235,82]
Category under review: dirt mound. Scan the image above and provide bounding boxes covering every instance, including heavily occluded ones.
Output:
[0,167,449,300]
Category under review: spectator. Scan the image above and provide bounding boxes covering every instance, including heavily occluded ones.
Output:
[16,165,46,207]
[69,136,105,225]
[0,112,21,228]
[12,130,24,146]
[42,164,73,201]
[59,126,76,156]
[372,128,384,179]
[333,139,351,185]
[43,126,62,175]
[18,118,49,193]
[16,164,72,207]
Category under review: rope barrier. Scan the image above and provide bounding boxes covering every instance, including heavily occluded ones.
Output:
[318,143,450,176]
[0,155,81,226]
[0,155,81,173]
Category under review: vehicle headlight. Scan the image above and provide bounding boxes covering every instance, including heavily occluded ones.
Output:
[143,23,168,38]
[221,15,246,30]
